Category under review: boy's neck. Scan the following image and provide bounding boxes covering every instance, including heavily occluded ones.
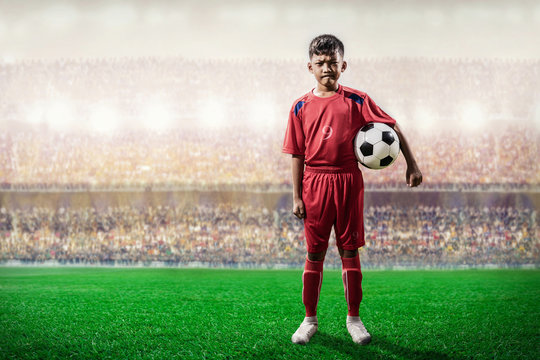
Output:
[313,83,339,97]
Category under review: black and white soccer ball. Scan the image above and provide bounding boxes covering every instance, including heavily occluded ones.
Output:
[354,123,400,170]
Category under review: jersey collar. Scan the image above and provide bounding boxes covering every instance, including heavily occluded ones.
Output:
[310,84,343,100]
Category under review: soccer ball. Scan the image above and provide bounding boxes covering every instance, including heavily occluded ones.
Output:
[354,123,400,169]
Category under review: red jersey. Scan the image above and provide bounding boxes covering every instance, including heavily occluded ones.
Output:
[282,85,396,169]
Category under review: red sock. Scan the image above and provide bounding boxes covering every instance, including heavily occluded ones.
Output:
[302,258,324,317]
[341,255,363,316]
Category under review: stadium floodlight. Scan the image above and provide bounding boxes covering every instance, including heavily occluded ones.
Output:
[461,101,486,132]
[413,106,436,132]
[26,100,75,130]
[197,98,226,129]
[45,99,75,131]
[141,98,173,131]
[89,103,119,133]
[247,96,278,130]
[25,102,45,125]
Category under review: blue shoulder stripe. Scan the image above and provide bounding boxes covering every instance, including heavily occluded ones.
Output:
[294,101,305,116]
[348,94,364,105]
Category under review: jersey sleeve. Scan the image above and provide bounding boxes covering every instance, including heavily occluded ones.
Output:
[362,94,396,126]
[282,102,305,155]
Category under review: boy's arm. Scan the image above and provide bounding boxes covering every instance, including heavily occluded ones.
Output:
[393,122,423,187]
[291,155,305,218]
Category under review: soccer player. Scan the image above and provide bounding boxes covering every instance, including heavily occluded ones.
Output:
[282,34,423,345]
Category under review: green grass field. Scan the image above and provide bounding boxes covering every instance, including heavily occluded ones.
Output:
[0,267,539,359]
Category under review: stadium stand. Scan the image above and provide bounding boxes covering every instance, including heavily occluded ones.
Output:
[0,204,537,268]
[0,126,538,191]
[0,57,538,267]
[1,58,539,191]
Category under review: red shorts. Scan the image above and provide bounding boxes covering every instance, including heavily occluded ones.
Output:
[302,165,365,253]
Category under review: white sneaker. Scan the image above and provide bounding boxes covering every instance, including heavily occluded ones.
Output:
[346,316,371,344]
[291,316,318,344]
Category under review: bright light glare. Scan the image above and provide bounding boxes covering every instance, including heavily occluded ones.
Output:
[198,99,226,129]
[246,96,277,130]
[413,106,436,132]
[25,102,45,125]
[89,103,119,133]
[141,98,173,130]
[45,99,74,131]
[460,102,486,131]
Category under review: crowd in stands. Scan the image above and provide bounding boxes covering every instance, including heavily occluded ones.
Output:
[0,57,538,268]
[0,204,537,268]
[0,126,538,191]
[0,57,539,191]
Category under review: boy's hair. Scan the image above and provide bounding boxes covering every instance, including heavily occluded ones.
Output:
[308,34,344,59]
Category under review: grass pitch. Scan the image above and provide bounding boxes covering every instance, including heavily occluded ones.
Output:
[0,267,539,359]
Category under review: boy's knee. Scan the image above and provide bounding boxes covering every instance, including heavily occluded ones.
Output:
[339,248,358,258]
[307,250,327,261]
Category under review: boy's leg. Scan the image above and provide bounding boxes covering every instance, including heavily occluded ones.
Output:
[292,251,325,344]
[341,253,362,317]
[334,170,371,344]
[334,170,365,317]
[341,252,371,344]
[303,254,325,317]
[292,169,335,345]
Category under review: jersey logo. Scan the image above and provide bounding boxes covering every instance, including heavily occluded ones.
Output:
[322,125,333,140]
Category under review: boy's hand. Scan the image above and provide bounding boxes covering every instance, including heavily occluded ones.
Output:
[406,166,423,187]
[293,197,306,219]
[394,123,422,188]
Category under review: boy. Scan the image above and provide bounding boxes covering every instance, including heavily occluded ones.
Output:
[282,34,422,345]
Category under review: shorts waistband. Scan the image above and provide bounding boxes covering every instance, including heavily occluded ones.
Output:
[305,165,360,174]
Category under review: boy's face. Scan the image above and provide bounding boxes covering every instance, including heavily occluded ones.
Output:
[308,51,347,89]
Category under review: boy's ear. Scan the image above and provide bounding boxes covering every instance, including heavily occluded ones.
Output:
[307,62,314,73]
[341,61,347,72]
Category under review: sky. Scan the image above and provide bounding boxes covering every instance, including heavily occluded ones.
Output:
[0,0,539,61]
